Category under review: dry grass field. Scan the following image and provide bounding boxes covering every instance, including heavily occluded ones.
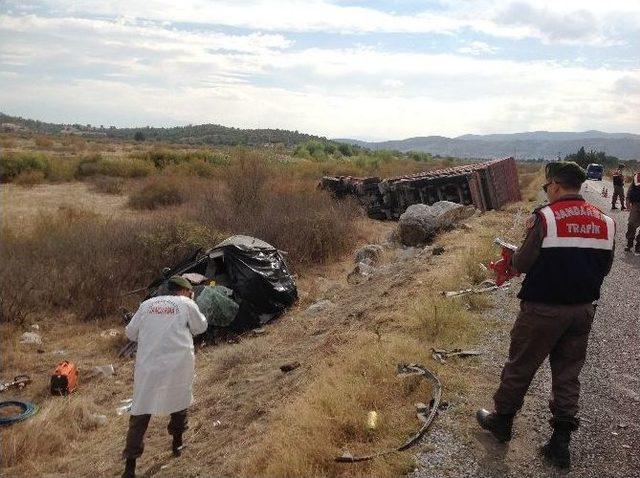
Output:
[0,131,543,477]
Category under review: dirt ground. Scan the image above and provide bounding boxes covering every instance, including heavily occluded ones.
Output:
[1,182,135,228]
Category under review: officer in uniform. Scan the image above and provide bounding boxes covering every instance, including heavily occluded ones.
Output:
[625,170,640,254]
[611,165,626,210]
[476,162,615,469]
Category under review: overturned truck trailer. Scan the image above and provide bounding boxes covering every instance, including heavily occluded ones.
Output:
[321,157,521,219]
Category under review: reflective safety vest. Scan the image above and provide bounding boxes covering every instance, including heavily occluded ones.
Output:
[518,198,615,304]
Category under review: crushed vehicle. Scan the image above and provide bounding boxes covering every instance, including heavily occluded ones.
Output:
[320,157,521,219]
[123,235,297,350]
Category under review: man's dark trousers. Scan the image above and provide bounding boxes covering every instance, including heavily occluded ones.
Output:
[494,302,595,427]
[123,409,188,459]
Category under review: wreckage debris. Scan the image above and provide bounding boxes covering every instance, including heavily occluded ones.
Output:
[0,400,38,426]
[321,157,521,219]
[431,348,483,364]
[0,375,32,393]
[443,279,510,298]
[336,363,442,463]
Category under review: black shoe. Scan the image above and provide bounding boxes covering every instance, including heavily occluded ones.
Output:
[172,435,185,457]
[476,409,514,442]
[121,458,136,478]
[540,424,572,469]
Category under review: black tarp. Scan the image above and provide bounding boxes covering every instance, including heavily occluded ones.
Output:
[147,235,298,328]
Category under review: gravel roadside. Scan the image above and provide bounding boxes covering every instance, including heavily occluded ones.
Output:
[412,180,639,478]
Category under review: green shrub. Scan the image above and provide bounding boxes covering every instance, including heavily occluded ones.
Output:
[0,151,50,181]
[128,178,186,210]
[76,154,154,178]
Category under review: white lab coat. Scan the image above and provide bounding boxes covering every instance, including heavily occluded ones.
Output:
[125,295,208,415]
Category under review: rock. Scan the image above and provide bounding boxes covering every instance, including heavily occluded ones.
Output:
[306,299,333,315]
[280,362,301,373]
[89,364,116,378]
[354,244,384,265]
[398,204,439,246]
[100,328,120,339]
[347,261,374,284]
[20,331,42,345]
[397,202,476,247]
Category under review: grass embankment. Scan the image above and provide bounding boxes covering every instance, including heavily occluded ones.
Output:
[238,164,545,478]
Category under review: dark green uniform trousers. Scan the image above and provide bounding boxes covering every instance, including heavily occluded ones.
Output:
[123,409,188,459]
[494,302,595,427]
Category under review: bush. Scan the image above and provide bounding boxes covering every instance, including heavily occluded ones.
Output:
[34,135,54,149]
[0,208,216,322]
[76,154,154,178]
[0,151,50,181]
[90,175,124,195]
[13,170,45,187]
[128,178,186,210]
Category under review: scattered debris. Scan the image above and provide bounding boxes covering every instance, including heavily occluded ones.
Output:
[0,375,31,393]
[20,331,42,345]
[89,413,108,427]
[431,348,483,364]
[213,420,222,427]
[181,272,209,284]
[30,324,40,330]
[0,400,38,426]
[119,341,137,359]
[52,349,67,355]
[443,279,509,298]
[336,363,442,463]
[89,364,116,378]
[366,411,379,432]
[100,329,120,339]
[622,444,632,449]
[280,362,301,373]
[617,423,629,429]
[306,300,333,316]
[117,398,133,415]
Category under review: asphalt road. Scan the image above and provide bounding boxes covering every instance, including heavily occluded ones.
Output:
[569,179,640,476]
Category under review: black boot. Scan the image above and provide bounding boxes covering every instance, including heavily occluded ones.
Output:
[540,423,573,469]
[476,409,514,442]
[121,458,136,478]
[172,434,184,457]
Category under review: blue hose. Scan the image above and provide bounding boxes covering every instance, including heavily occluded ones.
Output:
[0,400,38,425]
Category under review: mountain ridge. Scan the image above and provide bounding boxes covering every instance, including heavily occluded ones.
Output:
[334,130,640,160]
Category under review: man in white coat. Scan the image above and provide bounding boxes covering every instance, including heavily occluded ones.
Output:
[122,276,208,478]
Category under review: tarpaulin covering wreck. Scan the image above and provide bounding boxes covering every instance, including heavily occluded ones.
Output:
[320,157,521,219]
[147,235,298,330]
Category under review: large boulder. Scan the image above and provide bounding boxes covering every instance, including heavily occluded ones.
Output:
[397,201,475,246]
[398,204,439,246]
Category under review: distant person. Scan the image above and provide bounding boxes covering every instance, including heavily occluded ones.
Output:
[476,162,615,470]
[611,165,626,210]
[625,170,640,255]
[121,276,208,478]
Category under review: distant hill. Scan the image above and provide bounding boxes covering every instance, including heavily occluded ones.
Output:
[0,113,327,147]
[336,131,640,160]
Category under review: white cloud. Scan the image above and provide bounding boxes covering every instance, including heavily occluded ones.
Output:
[457,41,497,55]
[0,4,639,138]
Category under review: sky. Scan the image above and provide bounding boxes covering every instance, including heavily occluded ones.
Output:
[0,1,639,140]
